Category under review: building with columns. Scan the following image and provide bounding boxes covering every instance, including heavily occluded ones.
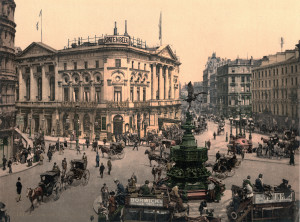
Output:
[252,42,300,129]
[16,26,181,140]
[0,0,16,161]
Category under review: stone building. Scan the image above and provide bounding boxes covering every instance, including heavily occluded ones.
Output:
[15,24,181,140]
[216,58,261,117]
[252,42,300,129]
[0,0,16,161]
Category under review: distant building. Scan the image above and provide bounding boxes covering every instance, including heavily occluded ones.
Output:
[216,58,261,117]
[0,0,17,161]
[15,23,181,140]
[252,42,300,129]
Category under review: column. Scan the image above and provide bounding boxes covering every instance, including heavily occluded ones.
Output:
[170,68,174,99]
[18,68,25,102]
[165,67,169,100]
[30,66,37,101]
[54,63,61,101]
[42,65,49,101]
[159,65,164,100]
[103,60,108,101]
[152,64,156,100]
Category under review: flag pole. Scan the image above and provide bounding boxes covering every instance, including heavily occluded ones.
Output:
[41,10,43,42]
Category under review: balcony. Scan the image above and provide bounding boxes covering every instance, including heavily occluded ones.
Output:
[106,101,129,109]
[133,101,150,108]
[61,101,98,108]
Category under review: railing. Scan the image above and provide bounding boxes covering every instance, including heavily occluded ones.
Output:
[61,101,98,108]
[106,101,129,109]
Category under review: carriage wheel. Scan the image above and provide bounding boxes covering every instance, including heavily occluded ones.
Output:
[81,170,90,186]
[117,150,125,159]
[53,182,62,201]
[66,173,74,185]
[109,149,116,158]
[230,211,238,220]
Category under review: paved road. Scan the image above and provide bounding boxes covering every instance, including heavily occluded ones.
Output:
[0,120,298,221]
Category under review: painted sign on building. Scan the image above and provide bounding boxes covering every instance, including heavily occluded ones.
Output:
[129,197,164,207]
[98,36,130,45]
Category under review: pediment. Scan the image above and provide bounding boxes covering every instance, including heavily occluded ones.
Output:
[18,42,57,58]
[157,45,177,60]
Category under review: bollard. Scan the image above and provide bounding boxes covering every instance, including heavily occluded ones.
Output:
[226,132,228,142]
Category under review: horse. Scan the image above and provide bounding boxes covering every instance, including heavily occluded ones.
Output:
[149,142,159,151]
[99,145,110,158]
[26,187,44,210]
[144,150,164,167]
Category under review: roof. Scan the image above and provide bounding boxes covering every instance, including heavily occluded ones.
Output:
[71,159,84,163]
[17,42,57,58]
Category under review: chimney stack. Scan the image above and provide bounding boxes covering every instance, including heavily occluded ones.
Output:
[124,20,128,36]
[114,22,117,35]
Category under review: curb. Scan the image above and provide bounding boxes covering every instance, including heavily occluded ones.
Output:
[0,162,40,178]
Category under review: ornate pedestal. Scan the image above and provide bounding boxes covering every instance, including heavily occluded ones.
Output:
[167,112,211,190]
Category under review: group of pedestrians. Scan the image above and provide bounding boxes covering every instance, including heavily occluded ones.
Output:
[151,165,162,181]
[96,153,112,178]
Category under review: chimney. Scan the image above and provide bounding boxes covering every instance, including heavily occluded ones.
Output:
[124,20,128,36]
[114,22,117,35]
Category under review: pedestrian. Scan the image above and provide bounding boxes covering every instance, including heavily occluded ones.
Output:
[241,149,245,160]
[213,132,216,140]
[7,159,12,173]
[56,139,60,151]
[133,139,139,151]
[85,138,90,149]
[216,151,221,162]
[207,139,211,150]
[64,138,68,149]
[62,158,67,173]
[255,174,264,192]
[47,150,52,162]
[96,152,100,167]
[100,163,105,178]
[207,181,216,202]
[131,172,137,183]
[289,150,295,166]
[157,165,162,181]
[2,155,7,170]
[82,152,88,168]
[199,200,207,215]
[76,144,81,154]
[152,165,157,181]
[101,183,109,207]
[107,158,112,175]
[16,177,22,202]
[39,153,44,165]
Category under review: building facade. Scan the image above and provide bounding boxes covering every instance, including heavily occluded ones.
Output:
[16,27,181,140]
[0,0,16,161]
[216,58,260,117]
[252,43,300,129]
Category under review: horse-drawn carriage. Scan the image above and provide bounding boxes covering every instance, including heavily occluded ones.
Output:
[64,159,90,186]
[99,142,125,159]
[212,155,240,179]
[227,136,252,154]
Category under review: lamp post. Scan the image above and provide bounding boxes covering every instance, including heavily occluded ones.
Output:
[29,116,32,139]
[242,117,247,136]
[75,105,80,150]
[248,118,253,140]
[229,117,233,137]
[238,100,242,136]
[42,117,45,136]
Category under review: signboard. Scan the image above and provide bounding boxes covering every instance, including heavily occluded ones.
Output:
[99,35,130,45]
[129,197,164,208]
[253,192,294,204]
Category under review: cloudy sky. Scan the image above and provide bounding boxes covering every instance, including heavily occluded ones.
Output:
[15,0,300,84]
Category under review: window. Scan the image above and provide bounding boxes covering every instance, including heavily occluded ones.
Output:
[232,77,235,83]
[64,63,67,70]
[129,116,133,129]
[50,77,55,101]
[37,66,42,73]
[291,78,293,85]
[285,67,287,74]
[130,87,134,101]
[115,59,121,68]
[26,78,30,100]
[38,77,42,101]
[276,79,278,86]
[143,88,146,101]
[282,67,284,74]
[232,69,235,73]
[74,88,79,102]
[74,62,77,70]
[101,117,106,130]
[276,68,278,75]
[25,67,30,74]
[291,66,294,73]
[95,60,99,68]
[132,61,134,69]
[49,65,54,72]
[84,61,88,69]
[241,76,245,83]
[64,88,69,101]
[262,81,263,87]
[137,87,140,101]
[144,64,146,70]
[84,87,90,101]
[247,76,250,82]
[296,77,298,85]
[96,88,101,103]
[114,87,122,101]
[138,62,140,70]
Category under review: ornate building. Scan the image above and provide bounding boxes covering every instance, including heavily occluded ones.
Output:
[0,0,16,161]
[16,24,181,140]
[216,58,261,117]
[252,42,300,129]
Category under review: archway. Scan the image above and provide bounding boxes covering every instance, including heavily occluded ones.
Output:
[83,114,91,136]
[113,115,123,137]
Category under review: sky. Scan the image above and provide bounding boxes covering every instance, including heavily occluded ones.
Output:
[14,0,300,84]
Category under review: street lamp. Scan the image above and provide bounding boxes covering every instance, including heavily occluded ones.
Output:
[248,117,253,140]
[42,117,45,136]
[242,117,247,136]
[229,117,233,137]
[75,105,80,150]
[29,116,32,139]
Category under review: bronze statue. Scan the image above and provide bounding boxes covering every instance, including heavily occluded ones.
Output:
[185,81,206,112]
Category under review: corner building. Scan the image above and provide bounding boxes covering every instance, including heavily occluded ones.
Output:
[0,0,16,161]
[16,31,181,140]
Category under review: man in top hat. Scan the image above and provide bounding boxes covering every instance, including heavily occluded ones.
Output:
[139,180,151,196]
[255,174,264,192]
[101,183,109,207]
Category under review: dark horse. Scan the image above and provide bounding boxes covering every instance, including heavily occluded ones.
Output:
[144,150,165,167]
[26,187,44,210]
[99,145,110,158]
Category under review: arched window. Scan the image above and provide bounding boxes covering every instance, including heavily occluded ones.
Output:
[38,77,42,101]
[26,78,30,100]
[83,114,90,133]
[50,77,55,101]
